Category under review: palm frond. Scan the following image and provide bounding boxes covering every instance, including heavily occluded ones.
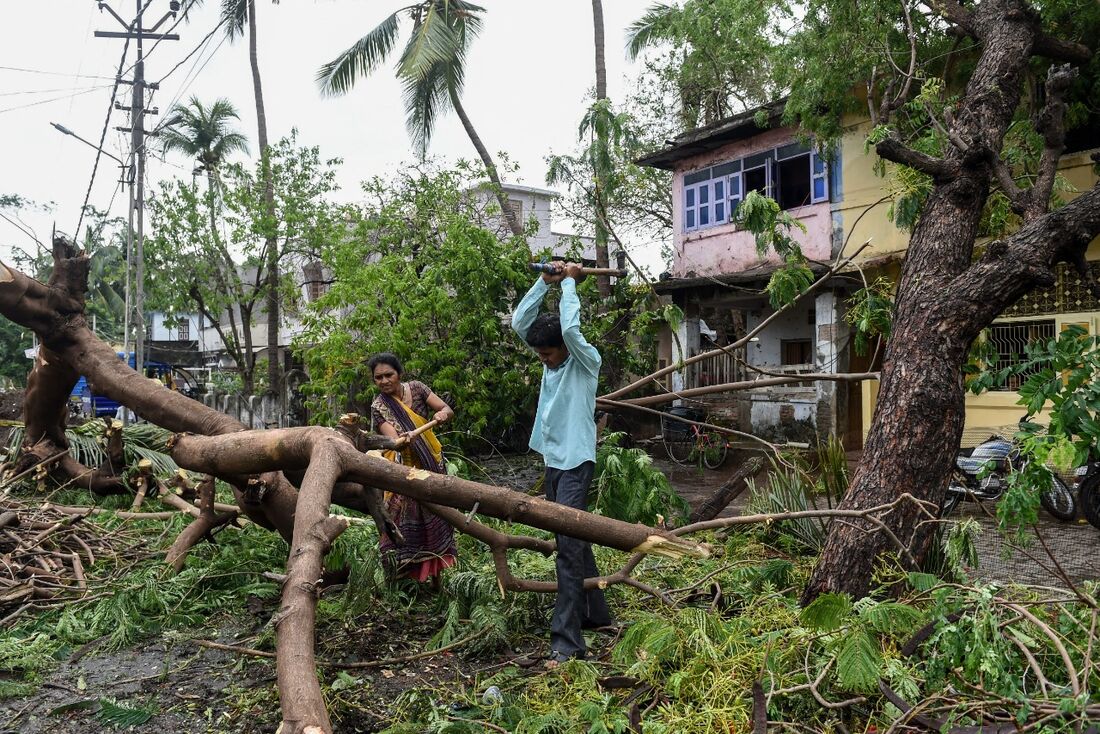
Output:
[221,0,248,40]
[625,2,678,60]
[397,3,461,82]
[316,12,401,96]
[403,61,452,156]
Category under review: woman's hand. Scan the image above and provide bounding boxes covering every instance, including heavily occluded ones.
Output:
[433,410,450,424]
[393,433,410,449]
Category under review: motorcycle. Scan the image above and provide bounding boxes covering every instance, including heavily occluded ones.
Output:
[941,433,1077,521]
[1071,452,1100,529]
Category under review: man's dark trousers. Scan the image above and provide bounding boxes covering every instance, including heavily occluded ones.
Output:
[544,461,613,659]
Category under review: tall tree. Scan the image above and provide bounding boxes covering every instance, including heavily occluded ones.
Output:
[590,0,612,298]
[316,0,523,237]
[625,0,781,129]
[149,136,341,395]
[763,0,1099,600]
[181,0,283,404]
[160,96,249,260]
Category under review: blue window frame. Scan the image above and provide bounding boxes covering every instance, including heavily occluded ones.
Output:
[681,143,834,233]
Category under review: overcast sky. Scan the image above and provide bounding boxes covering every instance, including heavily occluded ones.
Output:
[0,0,657,268]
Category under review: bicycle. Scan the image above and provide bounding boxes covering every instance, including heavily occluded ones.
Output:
[660,406,729,469]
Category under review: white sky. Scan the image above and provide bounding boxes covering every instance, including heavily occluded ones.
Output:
[0,0,659,268]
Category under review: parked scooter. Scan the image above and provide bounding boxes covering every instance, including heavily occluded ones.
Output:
[941,432,1077,521]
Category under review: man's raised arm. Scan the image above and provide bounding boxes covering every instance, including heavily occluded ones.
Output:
[511,277,549,342]
[559,277,601,375]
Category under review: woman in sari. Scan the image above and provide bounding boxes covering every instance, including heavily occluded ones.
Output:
[369,353,457,584]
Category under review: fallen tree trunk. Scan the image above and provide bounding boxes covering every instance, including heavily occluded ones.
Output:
[0,236,708,734]
[689,457,763,523]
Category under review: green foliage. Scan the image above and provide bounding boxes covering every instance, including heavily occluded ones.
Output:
[625,0,785,129]
[293,163,535,446]
[965,325,1100,525]
[733,191,812,309]
[149,132,342,393]
[593,432,690,525]
[748,439,848,553]
[845,277,894,356]
[5,420,176,486]
[799,592,851,631]
[96,698,155,727]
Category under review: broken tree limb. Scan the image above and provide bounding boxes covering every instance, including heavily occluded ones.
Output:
[165,477,238,572]
[689,457,764,523]
[168,428,709,559]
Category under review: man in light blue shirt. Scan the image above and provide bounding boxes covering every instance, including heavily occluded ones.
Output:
[512,261,613,664]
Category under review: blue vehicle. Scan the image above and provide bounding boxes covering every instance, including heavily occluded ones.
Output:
[71,353,174,418]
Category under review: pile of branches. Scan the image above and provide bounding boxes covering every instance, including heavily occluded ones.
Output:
[0,496,104,625]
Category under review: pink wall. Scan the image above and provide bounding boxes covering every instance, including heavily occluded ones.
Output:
[670,127,833,278]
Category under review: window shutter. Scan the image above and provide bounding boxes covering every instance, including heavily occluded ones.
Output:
[811,151,829,203]
[713,178,726,223]
[728,172,742,219]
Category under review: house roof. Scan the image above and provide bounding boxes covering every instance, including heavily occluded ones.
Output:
[635,99,788,170]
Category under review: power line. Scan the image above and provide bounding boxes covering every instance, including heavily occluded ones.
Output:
[0,64,115,80]
[0,84,112,97]
[150,27,229,137]
[0,85,112,115]
[73,44,132,240]
[154,14,229,86]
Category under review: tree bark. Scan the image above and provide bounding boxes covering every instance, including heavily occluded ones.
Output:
[0,236,712,734]
[804,0,1100,601]
[449,87,523,238]
[689,456,762,523]
[247,0,282,413]
[591,0,612,299]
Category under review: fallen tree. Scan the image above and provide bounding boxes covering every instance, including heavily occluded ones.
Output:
[0,236,707,734]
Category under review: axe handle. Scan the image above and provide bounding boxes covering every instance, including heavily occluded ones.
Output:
[529,263,628,277]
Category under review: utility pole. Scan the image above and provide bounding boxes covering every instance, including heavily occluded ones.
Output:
[95,0,177,384]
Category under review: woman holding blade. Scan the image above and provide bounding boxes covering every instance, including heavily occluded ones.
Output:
[368,352,456,585]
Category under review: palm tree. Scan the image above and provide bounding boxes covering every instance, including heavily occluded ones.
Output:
[180,0,282,399]
[161,96,250,177]
[591,0,612,298]
[316,1,523,237]
[160,96,249,248]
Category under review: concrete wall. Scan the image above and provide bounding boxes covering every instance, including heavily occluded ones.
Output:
[669,126,834,278]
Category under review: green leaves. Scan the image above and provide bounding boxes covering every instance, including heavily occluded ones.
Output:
[293,162,539,448]
[836,628,883,692]
[317,1,486,154]
[799,592,852,631]
[844,277,894,356]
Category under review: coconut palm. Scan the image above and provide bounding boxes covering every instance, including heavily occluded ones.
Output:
[179,0,282,398]
[317,1,522,236]
[160,96,250,177]
[160,96,249,250]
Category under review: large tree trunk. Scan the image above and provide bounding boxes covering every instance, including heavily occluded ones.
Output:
[247,0,282,412]
[804,0,1099,601]
[591,0,612,299]
[449,87,523,238]
[0,237,707,734]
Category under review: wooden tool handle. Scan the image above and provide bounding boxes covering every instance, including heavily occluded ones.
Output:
[529,263,628,278]
[405,419,442,439]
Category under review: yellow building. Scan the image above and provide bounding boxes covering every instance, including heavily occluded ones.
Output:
[638,104,1100,448]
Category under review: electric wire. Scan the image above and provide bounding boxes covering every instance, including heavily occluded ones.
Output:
[73,44,132,242]
[153,14,231,87]
[0,65,115,81]
[0,85,112,115]
[150,28,229,139]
